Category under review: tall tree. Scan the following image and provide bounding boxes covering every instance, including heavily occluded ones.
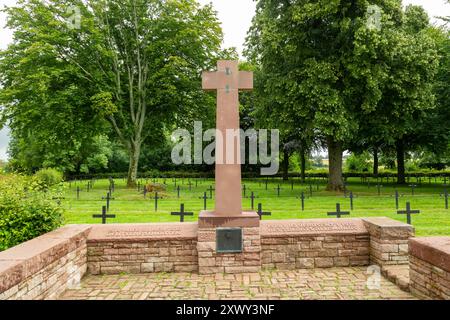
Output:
[246,0,439,189]
[0,11,105,173]
[1,0,224,186]
[350,6,440,180]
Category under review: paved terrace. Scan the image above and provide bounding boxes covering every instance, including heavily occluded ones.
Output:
[60,267,415,300]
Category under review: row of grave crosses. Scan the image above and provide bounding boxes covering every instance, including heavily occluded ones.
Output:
[85,179,425,225]
[90,199,421,225]
[73,176,439,215]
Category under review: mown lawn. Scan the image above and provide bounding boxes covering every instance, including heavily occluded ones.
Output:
[60,177,450,237]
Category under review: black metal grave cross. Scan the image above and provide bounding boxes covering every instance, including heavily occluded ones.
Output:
[171,204,193,223]
[257,203,271,220]
[328,203,350,219]
[377,184,383,196]
[199,192,208,210]
[93,206,116,224]
[297,192,306,211]
[207,185,215,199]
[409,185,417,196]
[349,192,354,211]
[440,189,448,210]
[143,187,148,199]
[275,185,282,197]
[151,192,163,212]
[397,202,420,225]
[102,192,115,211]
[249,192,258,210]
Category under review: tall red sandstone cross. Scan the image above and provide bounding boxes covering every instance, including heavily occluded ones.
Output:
[202,60,253,216]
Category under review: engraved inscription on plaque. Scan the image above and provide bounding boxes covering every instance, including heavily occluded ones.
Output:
[261,220,367,236]
[216,228,243,253]
[105,227,182,238]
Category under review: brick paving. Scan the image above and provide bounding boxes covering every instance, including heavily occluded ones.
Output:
[59,267,416,300]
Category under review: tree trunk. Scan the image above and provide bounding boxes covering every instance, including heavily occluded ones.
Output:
[300,146,306,184]
[373,147,379,176]
[326,136,344,191]
[127,142,141,188]
[396,139,406,185]
[282,149,289,181]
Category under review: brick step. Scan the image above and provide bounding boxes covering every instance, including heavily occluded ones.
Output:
[382,265,410,292]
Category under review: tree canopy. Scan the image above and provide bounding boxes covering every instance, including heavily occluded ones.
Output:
[245,0,442,188]
[1,0,226,185]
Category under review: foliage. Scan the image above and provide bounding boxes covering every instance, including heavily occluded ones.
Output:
[0,0,225,186]
[245,0,441,189]
[33,168,64,190]
[0,174,64,251]
[345,153,371,173]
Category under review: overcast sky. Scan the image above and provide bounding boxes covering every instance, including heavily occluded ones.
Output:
[0,0,449,160]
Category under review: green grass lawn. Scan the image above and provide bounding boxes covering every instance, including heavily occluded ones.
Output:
[60,177,450,237]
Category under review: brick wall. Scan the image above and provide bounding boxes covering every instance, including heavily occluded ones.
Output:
[0,225,91,300]
[86,223,199,275]
[0,217,419,300]
[197,227,261,274]
[261,234,370,270]
[409,237,450,300]
[363,218,414,267]
[87,240,198,275]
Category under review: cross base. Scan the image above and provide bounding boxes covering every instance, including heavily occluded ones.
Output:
[197,211,261,275]
[198,211,260,228]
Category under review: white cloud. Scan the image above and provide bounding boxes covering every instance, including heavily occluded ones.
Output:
[403,0,450,25]
[197,0,256,57]
[0,0,16,50]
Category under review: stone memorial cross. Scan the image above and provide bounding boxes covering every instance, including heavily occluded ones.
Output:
[202,60,253,216]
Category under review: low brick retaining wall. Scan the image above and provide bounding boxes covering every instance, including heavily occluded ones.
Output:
[260,219,370,269]
[87,223,198,274]
[0,225,91,300]
[409,237,450,300]
[0,217,417,300]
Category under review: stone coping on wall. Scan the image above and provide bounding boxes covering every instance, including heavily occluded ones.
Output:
[409,237,450,272]
[362,217,415,239]
[0,225,92,293]
[260,218,368,237]
[87,222,198,243]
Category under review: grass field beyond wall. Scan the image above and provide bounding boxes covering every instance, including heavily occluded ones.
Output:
[60,177,450,237]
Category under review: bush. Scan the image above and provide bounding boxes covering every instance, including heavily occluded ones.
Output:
[34,168,63,190]
[0,174,64,251]
[345,153,371,172]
